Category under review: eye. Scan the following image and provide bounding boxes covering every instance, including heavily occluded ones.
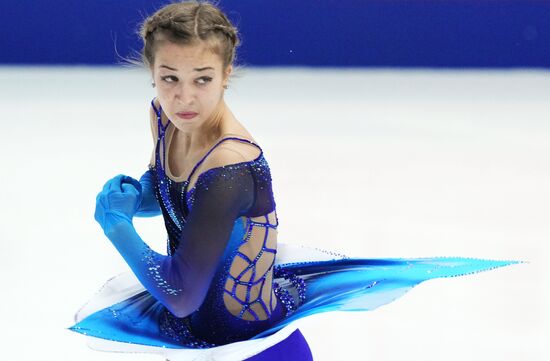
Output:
[161,75,178,83]
[196,76,213,85]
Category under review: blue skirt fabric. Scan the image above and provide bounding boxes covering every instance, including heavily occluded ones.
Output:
[244,329,313,361]
[69,243,517,360]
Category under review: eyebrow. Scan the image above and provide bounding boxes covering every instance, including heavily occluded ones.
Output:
[159,65,214,72]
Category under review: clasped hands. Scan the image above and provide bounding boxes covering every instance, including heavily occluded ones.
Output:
[95,174,143,234]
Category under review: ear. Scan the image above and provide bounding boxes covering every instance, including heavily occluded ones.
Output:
[223,64,233,82]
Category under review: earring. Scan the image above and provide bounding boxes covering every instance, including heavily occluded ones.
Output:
[151,81,156,88]
[223,84,228,89]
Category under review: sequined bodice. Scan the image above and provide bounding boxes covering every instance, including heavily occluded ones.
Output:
[148,132,270,252]
[147,99,305,345]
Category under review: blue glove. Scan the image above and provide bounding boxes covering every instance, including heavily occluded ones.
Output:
[93,164,257,319]
[95,174,142,234]
[135,169,162,217]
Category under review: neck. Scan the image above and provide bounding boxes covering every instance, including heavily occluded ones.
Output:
[173,99,228,156]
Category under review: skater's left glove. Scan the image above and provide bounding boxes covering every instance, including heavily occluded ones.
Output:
[94,174,142,234]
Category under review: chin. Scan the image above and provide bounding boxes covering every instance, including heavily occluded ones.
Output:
[173,119,198,128]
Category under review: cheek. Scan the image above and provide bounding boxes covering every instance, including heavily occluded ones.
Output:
[201,87,223,104]
[156,81,172,93]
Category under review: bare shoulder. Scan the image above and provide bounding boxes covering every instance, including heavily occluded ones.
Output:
[190,139,262,183]
[205,139,262,169]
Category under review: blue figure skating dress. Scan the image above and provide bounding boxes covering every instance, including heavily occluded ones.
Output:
[69,99,518,360]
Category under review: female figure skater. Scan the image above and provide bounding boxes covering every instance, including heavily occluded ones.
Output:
[70,1,517,360]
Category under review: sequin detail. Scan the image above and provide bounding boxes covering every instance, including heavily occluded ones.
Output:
[159,310,217,348]
[149,99,268,253]
[223,215,279,321]
[273,266,307,316]
[148,98,287,344]
[141,245,183,296]
[153,108,184,231]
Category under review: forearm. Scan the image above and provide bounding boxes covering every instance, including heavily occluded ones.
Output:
[135,169,162,217]
[104,220,188,315]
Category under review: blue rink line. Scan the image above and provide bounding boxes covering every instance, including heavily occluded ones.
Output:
[1,0,549,68]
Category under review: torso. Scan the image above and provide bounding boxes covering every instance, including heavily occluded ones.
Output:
[149,100,285,343]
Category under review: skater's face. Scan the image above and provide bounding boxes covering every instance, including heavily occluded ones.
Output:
[151,40,231,132]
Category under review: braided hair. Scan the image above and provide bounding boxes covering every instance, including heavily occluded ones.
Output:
[139,1,240,70]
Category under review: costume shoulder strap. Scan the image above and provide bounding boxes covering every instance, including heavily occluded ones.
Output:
[150,98,169,140]
[186,136,263,183]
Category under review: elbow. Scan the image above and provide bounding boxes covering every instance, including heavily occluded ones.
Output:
[158,263,209,318]
[164,291,205,318]
[168,307,191,319]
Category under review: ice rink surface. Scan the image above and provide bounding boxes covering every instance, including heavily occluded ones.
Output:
[0,66,548,360]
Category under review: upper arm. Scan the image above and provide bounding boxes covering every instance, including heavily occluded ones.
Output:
[136,141,265,317]
[168,147,260,316]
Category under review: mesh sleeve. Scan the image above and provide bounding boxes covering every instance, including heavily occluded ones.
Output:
[105,165,255,318]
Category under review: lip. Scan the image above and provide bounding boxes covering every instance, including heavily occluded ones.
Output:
[176,112,198,120]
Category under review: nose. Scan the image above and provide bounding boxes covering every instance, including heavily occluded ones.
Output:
[174,81,194,106]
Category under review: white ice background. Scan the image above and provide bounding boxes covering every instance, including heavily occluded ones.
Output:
[0,66,548,360]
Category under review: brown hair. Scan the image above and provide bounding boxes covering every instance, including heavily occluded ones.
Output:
[137,1,241,70]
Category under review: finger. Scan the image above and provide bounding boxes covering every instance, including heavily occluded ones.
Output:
[101,174,123,193]
[121,176,142,194]
[94,194,108,224]
[107,174,127,193]
[96,192,104,208]
[102,179,111,193]
[121,182,140,196]
[94,203,104,224]
[96,192,109,210]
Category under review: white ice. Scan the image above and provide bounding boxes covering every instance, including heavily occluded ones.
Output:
[0,66,548,360]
